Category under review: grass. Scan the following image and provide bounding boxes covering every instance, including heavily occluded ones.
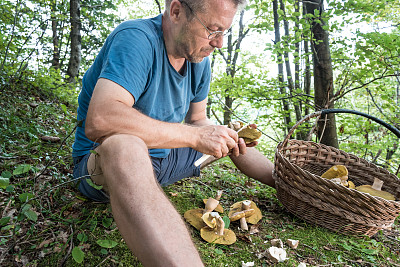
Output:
[0,83,399,266]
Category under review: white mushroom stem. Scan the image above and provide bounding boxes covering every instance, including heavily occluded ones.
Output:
[372,178,384,191]
[240,200,251,230]
[216,216,225,236]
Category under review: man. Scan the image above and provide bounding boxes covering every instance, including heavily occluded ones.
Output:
[72,0,274,265]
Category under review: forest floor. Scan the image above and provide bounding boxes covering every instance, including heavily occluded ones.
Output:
[0,84,399,266]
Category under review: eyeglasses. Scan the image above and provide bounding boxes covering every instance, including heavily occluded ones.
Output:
[179,0,231,40]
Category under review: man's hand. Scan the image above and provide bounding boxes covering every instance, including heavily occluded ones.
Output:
[195,125,239,158]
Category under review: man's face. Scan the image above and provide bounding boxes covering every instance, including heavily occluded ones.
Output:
[175,0,237,63]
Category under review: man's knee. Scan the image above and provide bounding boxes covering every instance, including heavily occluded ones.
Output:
[98,134,149,163]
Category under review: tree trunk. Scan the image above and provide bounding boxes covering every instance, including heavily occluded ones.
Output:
[221,10,248,125]
[51,2,60,69]
[273,0,291,134]
[305,0,338,148]
[66,0,81,83]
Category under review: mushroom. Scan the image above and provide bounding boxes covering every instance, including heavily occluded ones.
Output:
[200,212,236,245]
[321,165,356,189]
[228,200,262,227]
[286,239,299,249]
[228,121,262,144]
[356,178,396,201]
[265,246,287,263]
[201,212,218,229]
[203,190,223,214]
[321,165,348,180]
[229,200,255,230]
[203,190,224,213]
[184,208,206,230]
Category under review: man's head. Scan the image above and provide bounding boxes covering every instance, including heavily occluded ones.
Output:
[164,0,247,63]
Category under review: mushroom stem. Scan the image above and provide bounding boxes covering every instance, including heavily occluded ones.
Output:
[216,216,225,236]
[371,178,384,191]
[239,200,251,230]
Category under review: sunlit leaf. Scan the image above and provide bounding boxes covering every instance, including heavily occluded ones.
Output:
[96,239,118,248]
[72,246,84,263]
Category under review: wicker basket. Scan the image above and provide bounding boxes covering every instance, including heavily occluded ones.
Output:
[273,109,400,237]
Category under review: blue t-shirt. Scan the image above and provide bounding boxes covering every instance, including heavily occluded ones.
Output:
[72,14,211,158]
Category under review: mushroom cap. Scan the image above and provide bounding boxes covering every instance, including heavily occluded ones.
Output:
[356,185,396,201]
[204,197,220,213]
[347,180,356,189]
[229,209,255,222]
[202,199,224,213]
[201,212,218,229]
[238,126,262,144]
[200,227,236,245]
[184,208,206,230]
[321,165,348,180]
[228,200,262,224]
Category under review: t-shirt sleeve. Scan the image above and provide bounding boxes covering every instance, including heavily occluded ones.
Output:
[98,28,153,102]
[191,58,211,103]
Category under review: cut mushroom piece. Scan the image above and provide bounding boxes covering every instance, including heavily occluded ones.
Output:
[265,246,287,263]
[228,200,262,226]
[286,239,299,249]
[184,208,206,230]
[356,178,396,201]
[203,190,223,214]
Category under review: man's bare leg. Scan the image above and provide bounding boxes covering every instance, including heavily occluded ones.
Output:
[200,148,275,188]
[229,147,275,187]
[87,134,204,267]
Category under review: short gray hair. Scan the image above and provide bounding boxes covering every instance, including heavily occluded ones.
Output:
[164,0,247,18]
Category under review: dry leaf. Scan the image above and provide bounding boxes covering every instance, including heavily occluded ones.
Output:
[169,192,178,197]
[41,136,61,142]
[38,239,54,249]
[249,225,259,235]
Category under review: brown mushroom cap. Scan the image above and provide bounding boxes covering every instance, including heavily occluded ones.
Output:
[229,209,255,221]
[202,199,224,213]
[228,200,262,224]
[238,126,262,144]
[321,165,348,180]
[200,227,237,245]
[356,185,396,201]
[202,212,218,229]
[184,208,206,230]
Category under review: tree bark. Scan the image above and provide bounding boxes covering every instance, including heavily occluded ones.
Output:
[273,0,291,134]
[305,0,338,148]
[51,2,60,69]
[66,0,81,83]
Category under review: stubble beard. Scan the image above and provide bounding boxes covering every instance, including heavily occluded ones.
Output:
[176,24,212,63]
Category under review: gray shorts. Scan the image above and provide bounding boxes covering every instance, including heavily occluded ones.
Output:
[72,147,203,202]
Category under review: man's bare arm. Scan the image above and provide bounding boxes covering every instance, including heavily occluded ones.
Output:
[85,78,238,158]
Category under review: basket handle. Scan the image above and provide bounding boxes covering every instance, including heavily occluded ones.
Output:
[282,109,400,147]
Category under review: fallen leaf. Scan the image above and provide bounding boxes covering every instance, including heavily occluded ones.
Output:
[41,136,61,142]
[249,225,259,235]
[38,239,54,249]
[241,261,255,267]
[169,192,178,197]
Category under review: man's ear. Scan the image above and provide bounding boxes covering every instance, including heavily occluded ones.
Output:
[169,0,185,23]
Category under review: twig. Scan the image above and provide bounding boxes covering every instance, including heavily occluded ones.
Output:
[96,255,111,267]
[60,225,74,267]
